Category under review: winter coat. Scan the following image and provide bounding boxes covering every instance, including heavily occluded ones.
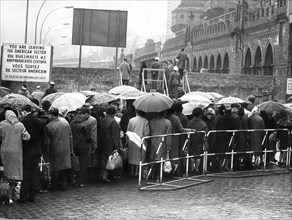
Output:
[70,115,93,154]
[215,113,237,153]
[21,113,44,157]
[189,117,208,155]
[0,111,30,180]
[119,61,131,80]
[127,115,150,165]
[247,114,265,155]
[149,116,172,160]
[45,117,72,171]
[98,115,121,159]
[176,51,189,70]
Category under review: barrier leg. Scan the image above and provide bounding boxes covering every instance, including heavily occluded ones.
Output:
[203,151,207,175]
[138,161,142,189]
[263,148,267,169]
[186,154,189,178]
[159,157,163,184]
[231,150,234,172]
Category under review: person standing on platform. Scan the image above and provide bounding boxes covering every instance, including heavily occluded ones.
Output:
[169,66,181,99]
[31,85,44,107]
[119,58,131,85]
[18,84,30,98]
[176,48,189,79]
[151,57,161,90]
[43,82,57,98]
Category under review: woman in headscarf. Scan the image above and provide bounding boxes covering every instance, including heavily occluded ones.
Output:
[0,110,30,205]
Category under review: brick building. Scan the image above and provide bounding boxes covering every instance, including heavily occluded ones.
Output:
[134,0,292,103]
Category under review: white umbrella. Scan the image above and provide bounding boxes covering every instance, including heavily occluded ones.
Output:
[182,91,213,100]
[182,100,211,115]
[180,93,212,105]
[51,93,87,112]
[108,85,139,95]
[208,92,224,99]
[117,90,146,100]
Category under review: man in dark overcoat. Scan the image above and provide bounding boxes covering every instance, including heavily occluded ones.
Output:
[18,105,44,203]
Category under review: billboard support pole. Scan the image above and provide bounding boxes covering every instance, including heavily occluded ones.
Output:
[115,10,121,86]
[78,8,84,92]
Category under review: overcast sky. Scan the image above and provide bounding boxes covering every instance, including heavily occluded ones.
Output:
[0,0,170,49]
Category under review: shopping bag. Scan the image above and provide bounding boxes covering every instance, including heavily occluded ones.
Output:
[163,153,172,173]
[38,157,50,181]
[0,168,9,198]
[106,150,123,170]
[71,153,80,172]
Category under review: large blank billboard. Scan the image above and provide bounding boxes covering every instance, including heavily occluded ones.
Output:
[72,8,127,47]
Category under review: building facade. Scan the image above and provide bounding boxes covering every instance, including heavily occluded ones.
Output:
[133,0,291,102]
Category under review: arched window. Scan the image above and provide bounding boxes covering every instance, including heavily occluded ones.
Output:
[244,48,252,74]
[210,55,215,73]
[223,53,229,74]
[264,44,273,75]
[254,46,262,75]
[193,57,197,72]
[203,56,208,69]
[216,54,222,73]
[198,56,203,71]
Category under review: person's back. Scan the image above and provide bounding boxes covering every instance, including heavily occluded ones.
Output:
[31,86,44,107]
[43,82,57,98]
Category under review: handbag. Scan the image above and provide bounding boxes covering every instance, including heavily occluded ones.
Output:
[106,150,123,170]
[163,152,172,173]
[38,157,50,181]
[71,153,80,172]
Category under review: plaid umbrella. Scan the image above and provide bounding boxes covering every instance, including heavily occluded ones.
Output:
[42,92,65,103]
[108,85,139,95]
[216,96,245,105]
[87,93,117,105]
[133,92,173,113]
[0,93,40,111]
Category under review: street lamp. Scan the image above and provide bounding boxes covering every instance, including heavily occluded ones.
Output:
[43,23,70,44]
[34,0,47,44]
[39,6,74,44]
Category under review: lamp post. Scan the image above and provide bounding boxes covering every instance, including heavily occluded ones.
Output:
[34,0,47,44]
[43,23,70,44]
[39,6,74,44]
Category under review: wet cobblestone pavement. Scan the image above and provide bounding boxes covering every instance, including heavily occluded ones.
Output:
[0,172,291,220]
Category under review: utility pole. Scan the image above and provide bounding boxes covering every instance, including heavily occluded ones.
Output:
[24,0,29,43]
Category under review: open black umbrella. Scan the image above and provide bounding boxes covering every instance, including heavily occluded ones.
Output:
[257,101,287,118]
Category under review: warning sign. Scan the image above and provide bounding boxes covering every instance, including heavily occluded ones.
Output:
[1,43,52,82]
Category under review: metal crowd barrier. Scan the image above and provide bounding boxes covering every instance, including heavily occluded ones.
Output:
[138,129,291,191]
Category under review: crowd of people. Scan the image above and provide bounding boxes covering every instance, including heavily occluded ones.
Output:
[0,80,290,206]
